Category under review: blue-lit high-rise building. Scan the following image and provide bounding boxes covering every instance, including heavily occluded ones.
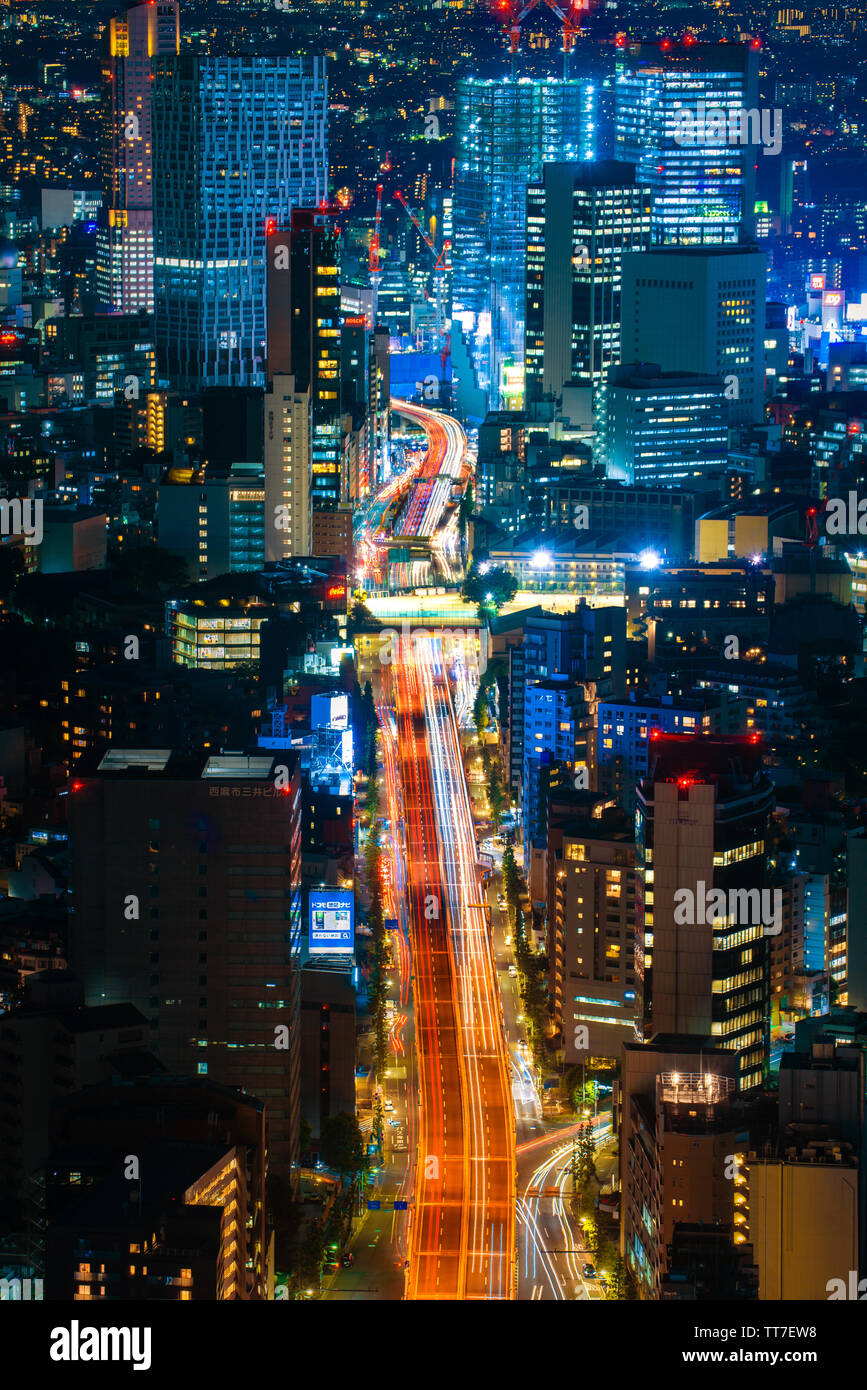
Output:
[605,363,728,486]
[152,55,328,389]
[615,41,758,247]
[453,76,595,409]
[522,678,597,870]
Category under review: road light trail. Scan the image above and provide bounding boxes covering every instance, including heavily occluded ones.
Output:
[417,637,515,1298]
[387,651,470,1297]
[391,398,466,539]
[367,398,515,1297]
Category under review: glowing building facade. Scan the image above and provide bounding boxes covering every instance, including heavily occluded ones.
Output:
[453,76,595,408]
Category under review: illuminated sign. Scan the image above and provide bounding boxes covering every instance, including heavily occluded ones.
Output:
[810,274,826,291]
[823,291,843,307]
[311,691,350,733]
[309,890,354,954]
[330,694,349,731]
[342,315,366,327]
[326,584,346,600]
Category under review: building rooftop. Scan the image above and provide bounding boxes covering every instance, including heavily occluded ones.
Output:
[79,747,298,783]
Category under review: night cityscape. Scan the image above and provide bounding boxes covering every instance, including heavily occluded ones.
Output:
[0,0,865,1361]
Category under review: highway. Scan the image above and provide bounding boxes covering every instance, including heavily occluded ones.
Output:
[356,453,423,592]
[391,398,467,539]
[378,638,515,1298]
[369,398,516,1299]
[516,1118,614,1301]
[355,398,465,591]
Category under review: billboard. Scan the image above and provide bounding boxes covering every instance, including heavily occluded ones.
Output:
[330,694,349,731]
[309,890,354,954]
[311,691,349,732]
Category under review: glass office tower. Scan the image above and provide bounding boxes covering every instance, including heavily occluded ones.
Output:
[615,41,758,247]
[152,55,328,389]
[453,76,595,408]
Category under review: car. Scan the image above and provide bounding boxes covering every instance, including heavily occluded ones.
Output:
[341,1253,354,1268]
[384,1100,395,1112]
[508,964,518,977]
[582,1263,596,1279]
[323,1261,339,1274]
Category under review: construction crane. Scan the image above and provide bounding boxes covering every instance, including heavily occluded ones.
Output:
[366,154,393,327]
[393,190,451,274]
[494,0,589,65]
[393,189,451,342]
[369,181,384,326]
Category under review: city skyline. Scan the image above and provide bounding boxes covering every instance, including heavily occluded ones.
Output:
[0,0,863,1359]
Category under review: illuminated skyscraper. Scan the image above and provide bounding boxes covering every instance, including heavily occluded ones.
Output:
[524,161,651,427]
[453,75,596,408]
[605,364,728,486]
[97,0,180,312]
[635,734,774,1092]
[615,41,758,247]
[266,211,342,516]
[264,375,313,562]
[152,56,328,389]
